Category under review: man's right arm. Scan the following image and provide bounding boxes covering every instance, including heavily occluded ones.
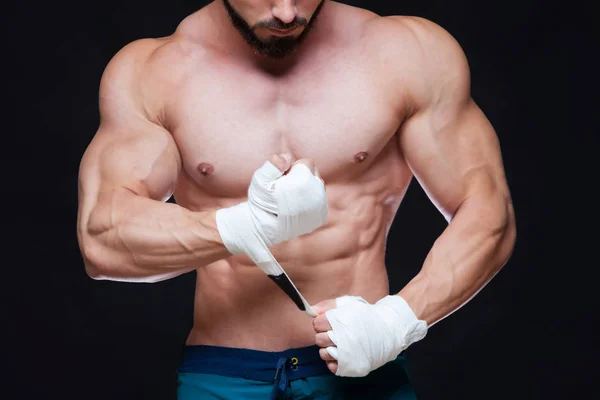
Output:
[77,40,230,283]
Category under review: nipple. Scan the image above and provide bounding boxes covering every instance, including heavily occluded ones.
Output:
[197,162,215,176]
[354,151,369,163]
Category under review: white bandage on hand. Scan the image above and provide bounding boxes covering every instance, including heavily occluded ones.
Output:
[216,160,327,266]
[324,295,428,377]
[215,160,327,315]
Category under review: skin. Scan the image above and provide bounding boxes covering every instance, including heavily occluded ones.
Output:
[77,1,516,375]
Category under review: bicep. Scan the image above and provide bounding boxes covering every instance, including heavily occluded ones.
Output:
[395,18,510,221]
[398,98,509,222]
[78,119,181,237]
[78,43,181,232]
[81,119,181,203]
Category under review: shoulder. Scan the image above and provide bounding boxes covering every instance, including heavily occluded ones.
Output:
[363,15,468,72]
[99,31,206,124]
[102,32,204,91]
[101,8,218,92]
[102,8,211,82]
[100,38,163,94]
[364,16,462,53]
[363,16,471,109]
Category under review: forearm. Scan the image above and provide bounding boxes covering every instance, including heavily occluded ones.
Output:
[398,196,516,325]
[81,189,230,283]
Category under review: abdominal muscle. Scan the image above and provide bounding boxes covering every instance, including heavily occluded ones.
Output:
[183,182,405,351]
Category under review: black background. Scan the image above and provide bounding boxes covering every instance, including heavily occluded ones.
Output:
[4,1,596,399]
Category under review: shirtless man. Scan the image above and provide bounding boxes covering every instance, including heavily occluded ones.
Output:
[77,1,516,399]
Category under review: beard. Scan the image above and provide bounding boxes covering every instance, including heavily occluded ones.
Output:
[223,0,325,59]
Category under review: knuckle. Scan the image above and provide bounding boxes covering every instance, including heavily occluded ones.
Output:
[314,316,325,328]
[316,333,328,346]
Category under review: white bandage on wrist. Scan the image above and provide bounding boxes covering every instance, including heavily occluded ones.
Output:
[215,160,327,316]
[325,295,428,377]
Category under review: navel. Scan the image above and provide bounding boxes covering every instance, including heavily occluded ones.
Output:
[354,151,369,163]
[197,162,215,176]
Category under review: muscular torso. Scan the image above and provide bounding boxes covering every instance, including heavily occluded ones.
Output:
[147,5,415,350]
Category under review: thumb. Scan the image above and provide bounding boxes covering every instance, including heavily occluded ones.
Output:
[311,298,338,315]
[268,153,292,175]
[251,153,291,191]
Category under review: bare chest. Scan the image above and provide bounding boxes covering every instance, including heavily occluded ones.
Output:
[168,56,404,196]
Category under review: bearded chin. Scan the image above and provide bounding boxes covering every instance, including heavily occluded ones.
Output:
[254,37,300,59]
[223,0,325,59]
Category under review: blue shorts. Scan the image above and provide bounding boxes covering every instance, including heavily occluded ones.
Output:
[177,345,416,400]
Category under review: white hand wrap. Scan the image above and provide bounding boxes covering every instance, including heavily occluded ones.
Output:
[325,295,428,377]
[216,160,327,315]
[216,160,327,265]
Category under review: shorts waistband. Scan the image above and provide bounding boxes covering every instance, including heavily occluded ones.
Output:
[177,344,331,382]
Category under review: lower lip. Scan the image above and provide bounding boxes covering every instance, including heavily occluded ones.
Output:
[268,27,299,36]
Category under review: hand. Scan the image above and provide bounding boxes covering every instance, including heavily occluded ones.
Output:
[312,299,339,374]
[216,153,328,261]
[267,153,323,183]
[311,295,428,377]
[257,154,327,246]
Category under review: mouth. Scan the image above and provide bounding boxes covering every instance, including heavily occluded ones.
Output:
[267,26,301,36]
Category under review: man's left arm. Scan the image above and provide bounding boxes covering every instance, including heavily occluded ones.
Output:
[312,18,516,377]
[395,19,516,326]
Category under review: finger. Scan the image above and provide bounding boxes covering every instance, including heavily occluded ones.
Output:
[326,345,338,360]
[319,348,336,361]
[315,332,335,348]
[293,158,316,174]
[313,167,326,186]
[327,361,338,374]
[268,153,292,174]
[311,299,337,315]
[314,166,320,178]
[313,314,333,332]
